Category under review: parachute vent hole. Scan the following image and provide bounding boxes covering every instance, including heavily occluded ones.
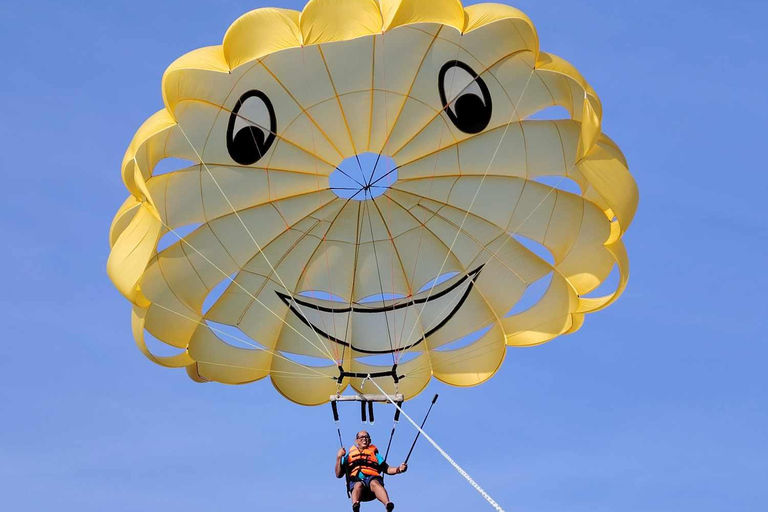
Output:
[203,273,238,315]
[583,264,620,298]
[533,175,582,195]
[526,105,570,121]
[434,324,493,352]
[206,321,266,351]
[143,329,186,357]
[330,152,398,201]
[279,351,334,368]
[152,157,197,176]
[157,223,203,253]
[506,272,554,316]
[417,272,460,293]
[299,290,348,303]
[512,234,555,266]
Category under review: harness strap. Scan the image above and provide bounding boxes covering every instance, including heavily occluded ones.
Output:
[348,457,380,468]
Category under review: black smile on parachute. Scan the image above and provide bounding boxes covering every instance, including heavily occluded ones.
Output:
[277,266,484,354]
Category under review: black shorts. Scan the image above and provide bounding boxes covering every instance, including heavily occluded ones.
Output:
[348,474,384,493]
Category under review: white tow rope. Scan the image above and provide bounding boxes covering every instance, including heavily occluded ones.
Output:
[368,378,506,512]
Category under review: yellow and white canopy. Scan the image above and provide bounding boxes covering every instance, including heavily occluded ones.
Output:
[107,0,639,406]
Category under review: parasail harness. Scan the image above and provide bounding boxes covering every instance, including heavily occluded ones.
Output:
[331,374,438,500]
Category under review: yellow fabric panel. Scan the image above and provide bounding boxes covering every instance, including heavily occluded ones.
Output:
[223,8,302,69]
[535,52,602,158]
[421,289,498,350]
[186,364,209,383]
[503,273,578,346]
[208,275,289,351]
[338,92,373,153]
[472,236,548,310]
[270,358,339,406]
[145,227,238,303]
[188,323,273,384]
[578,96,602,161]
[575,238,629,313]
[121,109,177,197]
[578,134,639,237]
[535,51,597,102]
[144,301,200,351]
[372,29,436,95]
[280,112,347,166]
[460,20,535,77]
[564,312,585,335]
[132,306,194,368]
[386,205,466,289]
[108,0,638,404]
[162,46,229,114]
[107,203,161,303]
[463,4,537,59]
[146,167,328,230]
[381,0,465,33]
[274,311,340,359]
[109,196,141,247]
[295,238,357,304]
[431,323,506,386]
[544,191,585,263]
[555,202,614,294]
[300,0,383,45]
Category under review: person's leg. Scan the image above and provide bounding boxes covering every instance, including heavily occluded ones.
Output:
[351,482,364,510]
[368,478,391,506]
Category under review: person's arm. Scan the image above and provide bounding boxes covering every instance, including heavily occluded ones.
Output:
[335,448,346,479]
[384,462,408,475]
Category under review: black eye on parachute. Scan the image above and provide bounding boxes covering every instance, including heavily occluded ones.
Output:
[226,90,277,165]
[438,61,492,134]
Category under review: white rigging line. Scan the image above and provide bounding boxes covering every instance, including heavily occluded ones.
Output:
[396,154,581,373]
[368,378,506,512]
[151,302,333,379]
[176,124,339,364]
[362,198,397,360]
[379,28,465,358]
[300,45,349,358]
[395,64,537,364]
[153,213,338,366]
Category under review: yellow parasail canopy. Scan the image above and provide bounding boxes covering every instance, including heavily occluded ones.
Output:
[108,0,639,406]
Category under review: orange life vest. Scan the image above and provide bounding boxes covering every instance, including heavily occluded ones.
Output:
[347,444,381,477]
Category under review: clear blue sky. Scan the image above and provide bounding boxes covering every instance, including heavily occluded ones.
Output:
[1,1,766,511]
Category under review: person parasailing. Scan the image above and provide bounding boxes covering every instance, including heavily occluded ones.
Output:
[335,430,407,512]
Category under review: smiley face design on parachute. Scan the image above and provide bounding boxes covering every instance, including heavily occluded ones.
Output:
[224,60,493,356]
[109,0,637,406]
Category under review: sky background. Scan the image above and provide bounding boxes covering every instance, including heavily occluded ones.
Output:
[1,0,766,511]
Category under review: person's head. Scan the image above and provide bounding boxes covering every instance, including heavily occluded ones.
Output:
[355,431,371,449]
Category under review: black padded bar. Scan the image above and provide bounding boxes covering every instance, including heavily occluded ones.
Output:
[337,364,401,384]
[331,400,340,422]
[330,393,405,403]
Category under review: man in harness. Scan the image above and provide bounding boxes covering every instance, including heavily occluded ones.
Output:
[335,430,408,512]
